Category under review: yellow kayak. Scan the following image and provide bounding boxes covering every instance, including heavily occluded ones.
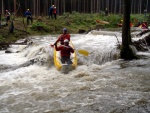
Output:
[53,41,77,73]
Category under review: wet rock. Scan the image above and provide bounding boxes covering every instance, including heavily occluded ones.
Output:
[5,48,18,53]
[78,29,86,34]
[5,50,12,53]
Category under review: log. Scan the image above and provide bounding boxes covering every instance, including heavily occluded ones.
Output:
[136,30,150,36]
[133,33,150,51]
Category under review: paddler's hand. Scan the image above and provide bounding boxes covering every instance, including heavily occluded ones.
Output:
[54,42,57,46]
[50,44,54,48]
[50,42,57,48]
[54,42,58,47]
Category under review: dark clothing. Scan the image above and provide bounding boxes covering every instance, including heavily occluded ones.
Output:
[9,21,14,33]
[25,11,33,25]
[105,10,108,16]
[5,12,10,23]
[144,9,147,17]
[55,45,74,64]
[60,56,72,64]
[49,6,54,19]
[24,11,32,17]
[55,34,70,45]
[27,16,33,25]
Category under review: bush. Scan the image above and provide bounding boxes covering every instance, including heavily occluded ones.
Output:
[31,22,49,32]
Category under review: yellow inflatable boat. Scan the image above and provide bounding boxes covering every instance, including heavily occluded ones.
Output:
[53,41,77,73]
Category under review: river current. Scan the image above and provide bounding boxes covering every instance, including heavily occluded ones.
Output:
[0,30,150,113]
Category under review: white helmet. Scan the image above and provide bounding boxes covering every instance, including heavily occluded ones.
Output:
[64,39,69,43]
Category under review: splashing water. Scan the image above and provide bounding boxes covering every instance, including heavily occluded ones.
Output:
[0,32,150,113]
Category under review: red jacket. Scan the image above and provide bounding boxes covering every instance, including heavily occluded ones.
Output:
[53,8,57,14]
[56,34,70,45]
[55,45,74,57]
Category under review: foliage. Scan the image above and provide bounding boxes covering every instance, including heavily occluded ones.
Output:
[130,14,148,24]
[31,22,50,32]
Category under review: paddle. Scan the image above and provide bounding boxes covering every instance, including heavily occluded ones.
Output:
[50,44,89,57]
[77,49,89,56]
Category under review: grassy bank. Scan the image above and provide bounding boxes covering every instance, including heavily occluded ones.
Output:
[0,13,149,49]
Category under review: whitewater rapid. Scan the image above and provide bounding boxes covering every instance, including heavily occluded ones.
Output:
[0,31,150,113]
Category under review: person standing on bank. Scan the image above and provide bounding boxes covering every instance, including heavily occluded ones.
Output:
[144,9,147,17]
[49,5,54,19]
[54,39,74,64]
[24,9,33,25]
[53,7,57,20]
[5,10,11,25]
[105,8,108,16]
[53,28,70,46]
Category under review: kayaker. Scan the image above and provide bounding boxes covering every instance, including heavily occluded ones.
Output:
[141,21,148,29]
[54,28,70,45]
[54,39,74,64]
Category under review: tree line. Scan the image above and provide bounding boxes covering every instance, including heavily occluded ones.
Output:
[0,0,149,16]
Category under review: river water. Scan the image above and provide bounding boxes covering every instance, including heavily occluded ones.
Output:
[0,30,150,113]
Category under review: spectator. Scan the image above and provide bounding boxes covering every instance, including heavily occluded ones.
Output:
[5,10,11,25]
[49,5,54,19]
[144,9,147,17]
[53,7,57,20]
[24,9,33,25]
[105,8,108,16]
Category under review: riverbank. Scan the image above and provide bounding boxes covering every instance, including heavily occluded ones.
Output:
[0,13,148,49]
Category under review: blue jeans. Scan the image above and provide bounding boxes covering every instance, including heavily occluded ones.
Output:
[61,56,72,64]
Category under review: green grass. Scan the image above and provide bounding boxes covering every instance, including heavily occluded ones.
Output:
[28,13,149,34]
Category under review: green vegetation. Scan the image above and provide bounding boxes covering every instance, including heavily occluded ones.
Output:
[0,13,149,49]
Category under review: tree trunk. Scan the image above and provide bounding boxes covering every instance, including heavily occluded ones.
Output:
[120,0,137,60]
[14,0,16,14]
[131,0,133,14]
[111,0,113,13]
[119,0,122,14]
[91,0,92,13]
[33,0,36,16]
[2,0,4,16]
[107,0,109,13]
[57,0,60,15]
[146,0,148,10]
[114,0,116,14]
[64,0,65,13]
